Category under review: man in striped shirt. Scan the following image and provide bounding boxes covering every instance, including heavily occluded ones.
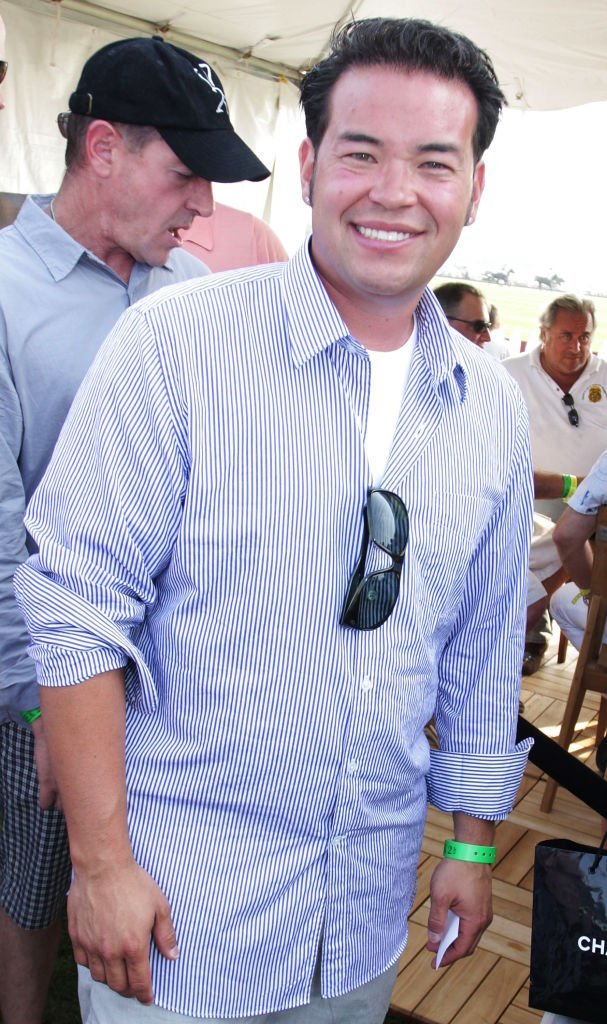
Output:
[15,18,533,1023]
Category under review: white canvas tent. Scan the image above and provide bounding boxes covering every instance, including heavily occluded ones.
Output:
[1,0,607,257]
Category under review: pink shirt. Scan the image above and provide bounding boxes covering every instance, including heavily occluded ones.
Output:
[181,202,288,272]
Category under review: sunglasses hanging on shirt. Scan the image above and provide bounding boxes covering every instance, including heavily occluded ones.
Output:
[562,392,579,427]
[340,489,409,631]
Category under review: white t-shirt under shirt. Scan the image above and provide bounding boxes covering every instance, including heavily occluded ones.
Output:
[365,322,416,484]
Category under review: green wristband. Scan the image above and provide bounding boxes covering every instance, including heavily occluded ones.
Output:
[20,707,41,724]
[443,839,496,864]
[562,474,578,501]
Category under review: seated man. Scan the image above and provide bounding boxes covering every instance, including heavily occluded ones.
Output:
[550,450,607,649]
[505,295,606,525]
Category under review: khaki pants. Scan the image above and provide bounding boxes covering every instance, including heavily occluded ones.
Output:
[78,958,397,1024]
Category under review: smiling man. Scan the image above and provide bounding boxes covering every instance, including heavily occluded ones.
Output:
[0,35,268,1024]
[15,19,532,1024]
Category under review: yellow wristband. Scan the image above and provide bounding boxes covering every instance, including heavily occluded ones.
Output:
[562,474,578,501]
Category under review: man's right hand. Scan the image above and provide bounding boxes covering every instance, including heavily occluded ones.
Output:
[68,860,179,1004]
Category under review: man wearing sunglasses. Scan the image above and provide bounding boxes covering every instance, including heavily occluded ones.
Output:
[433,281,492,348]
[15,18,533,1024]
[0,35,269,1024]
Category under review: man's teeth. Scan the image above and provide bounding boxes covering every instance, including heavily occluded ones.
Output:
[356,226,412,241]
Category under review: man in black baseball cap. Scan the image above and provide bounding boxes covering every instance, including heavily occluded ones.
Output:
[49,35,270,275]
[0,36,271,1022]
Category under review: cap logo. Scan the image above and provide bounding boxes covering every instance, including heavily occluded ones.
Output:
[193,61,227,115]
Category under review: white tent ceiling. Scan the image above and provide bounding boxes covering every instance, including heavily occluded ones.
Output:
[1,0,607,261]
[10,0,607,109]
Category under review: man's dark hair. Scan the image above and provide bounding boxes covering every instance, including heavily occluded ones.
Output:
[300,18,505,163]
[63,113,158,169]
[433,281,486,317]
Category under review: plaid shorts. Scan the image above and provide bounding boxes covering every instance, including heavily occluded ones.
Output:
[0,721,71,929]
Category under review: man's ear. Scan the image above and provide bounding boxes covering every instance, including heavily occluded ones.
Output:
[465,160,485,227]
[299,137,315,206]
[85,120,122,178]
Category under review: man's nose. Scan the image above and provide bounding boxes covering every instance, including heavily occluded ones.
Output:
[186,179,214,218]
[368,161,417,206]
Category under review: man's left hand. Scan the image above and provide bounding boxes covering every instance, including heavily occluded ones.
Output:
[426,858,493,967]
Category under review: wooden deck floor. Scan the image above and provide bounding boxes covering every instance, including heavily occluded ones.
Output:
[390,634,604,1024]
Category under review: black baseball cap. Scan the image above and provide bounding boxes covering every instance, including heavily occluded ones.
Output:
[68,36,270,183]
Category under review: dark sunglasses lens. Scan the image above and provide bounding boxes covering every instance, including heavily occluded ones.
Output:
[343,570,400,630]
[562,393,579,426]
[474,321,488,333]
[367,490,409,556]
[0,62,7,85]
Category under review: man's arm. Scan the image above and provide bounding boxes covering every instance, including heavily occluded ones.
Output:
[0,342,40,718]
[553,505,595,589]
[427,386,534,964]
[40,669,178,1003]
[0,334,61,807]
[533,469,584,501]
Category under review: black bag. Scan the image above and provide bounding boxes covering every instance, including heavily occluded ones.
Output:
[529,835,607,1022]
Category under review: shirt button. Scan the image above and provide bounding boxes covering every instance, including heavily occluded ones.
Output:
[361,676,373,692]
[347,759,359,776]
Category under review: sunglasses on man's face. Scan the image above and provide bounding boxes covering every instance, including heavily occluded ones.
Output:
[448,316,491,335]
[562,392,579,427]
[340,489,409,631]
[0,62,7,85]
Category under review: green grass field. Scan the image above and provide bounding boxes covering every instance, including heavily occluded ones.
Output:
[432,276,607,356]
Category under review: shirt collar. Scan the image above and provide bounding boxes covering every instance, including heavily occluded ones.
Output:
[15,194,173,283]
[283,237,467,402]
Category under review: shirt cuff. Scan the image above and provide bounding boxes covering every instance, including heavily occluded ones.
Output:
[428,739,533,820]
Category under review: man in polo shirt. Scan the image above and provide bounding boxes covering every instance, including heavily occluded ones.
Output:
[0,35,268,1023]
[505,295,607,524]
[505,295,607,673]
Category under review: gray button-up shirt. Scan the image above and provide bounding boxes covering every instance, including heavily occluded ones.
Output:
[0,194,208,719]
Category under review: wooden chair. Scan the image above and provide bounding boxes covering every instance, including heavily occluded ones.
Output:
[541,505,607,812]
[557,629,568,663]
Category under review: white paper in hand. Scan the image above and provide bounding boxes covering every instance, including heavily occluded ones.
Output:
[435,909,460,969]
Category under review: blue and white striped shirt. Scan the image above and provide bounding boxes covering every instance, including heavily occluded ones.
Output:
[15,241,533,1017]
